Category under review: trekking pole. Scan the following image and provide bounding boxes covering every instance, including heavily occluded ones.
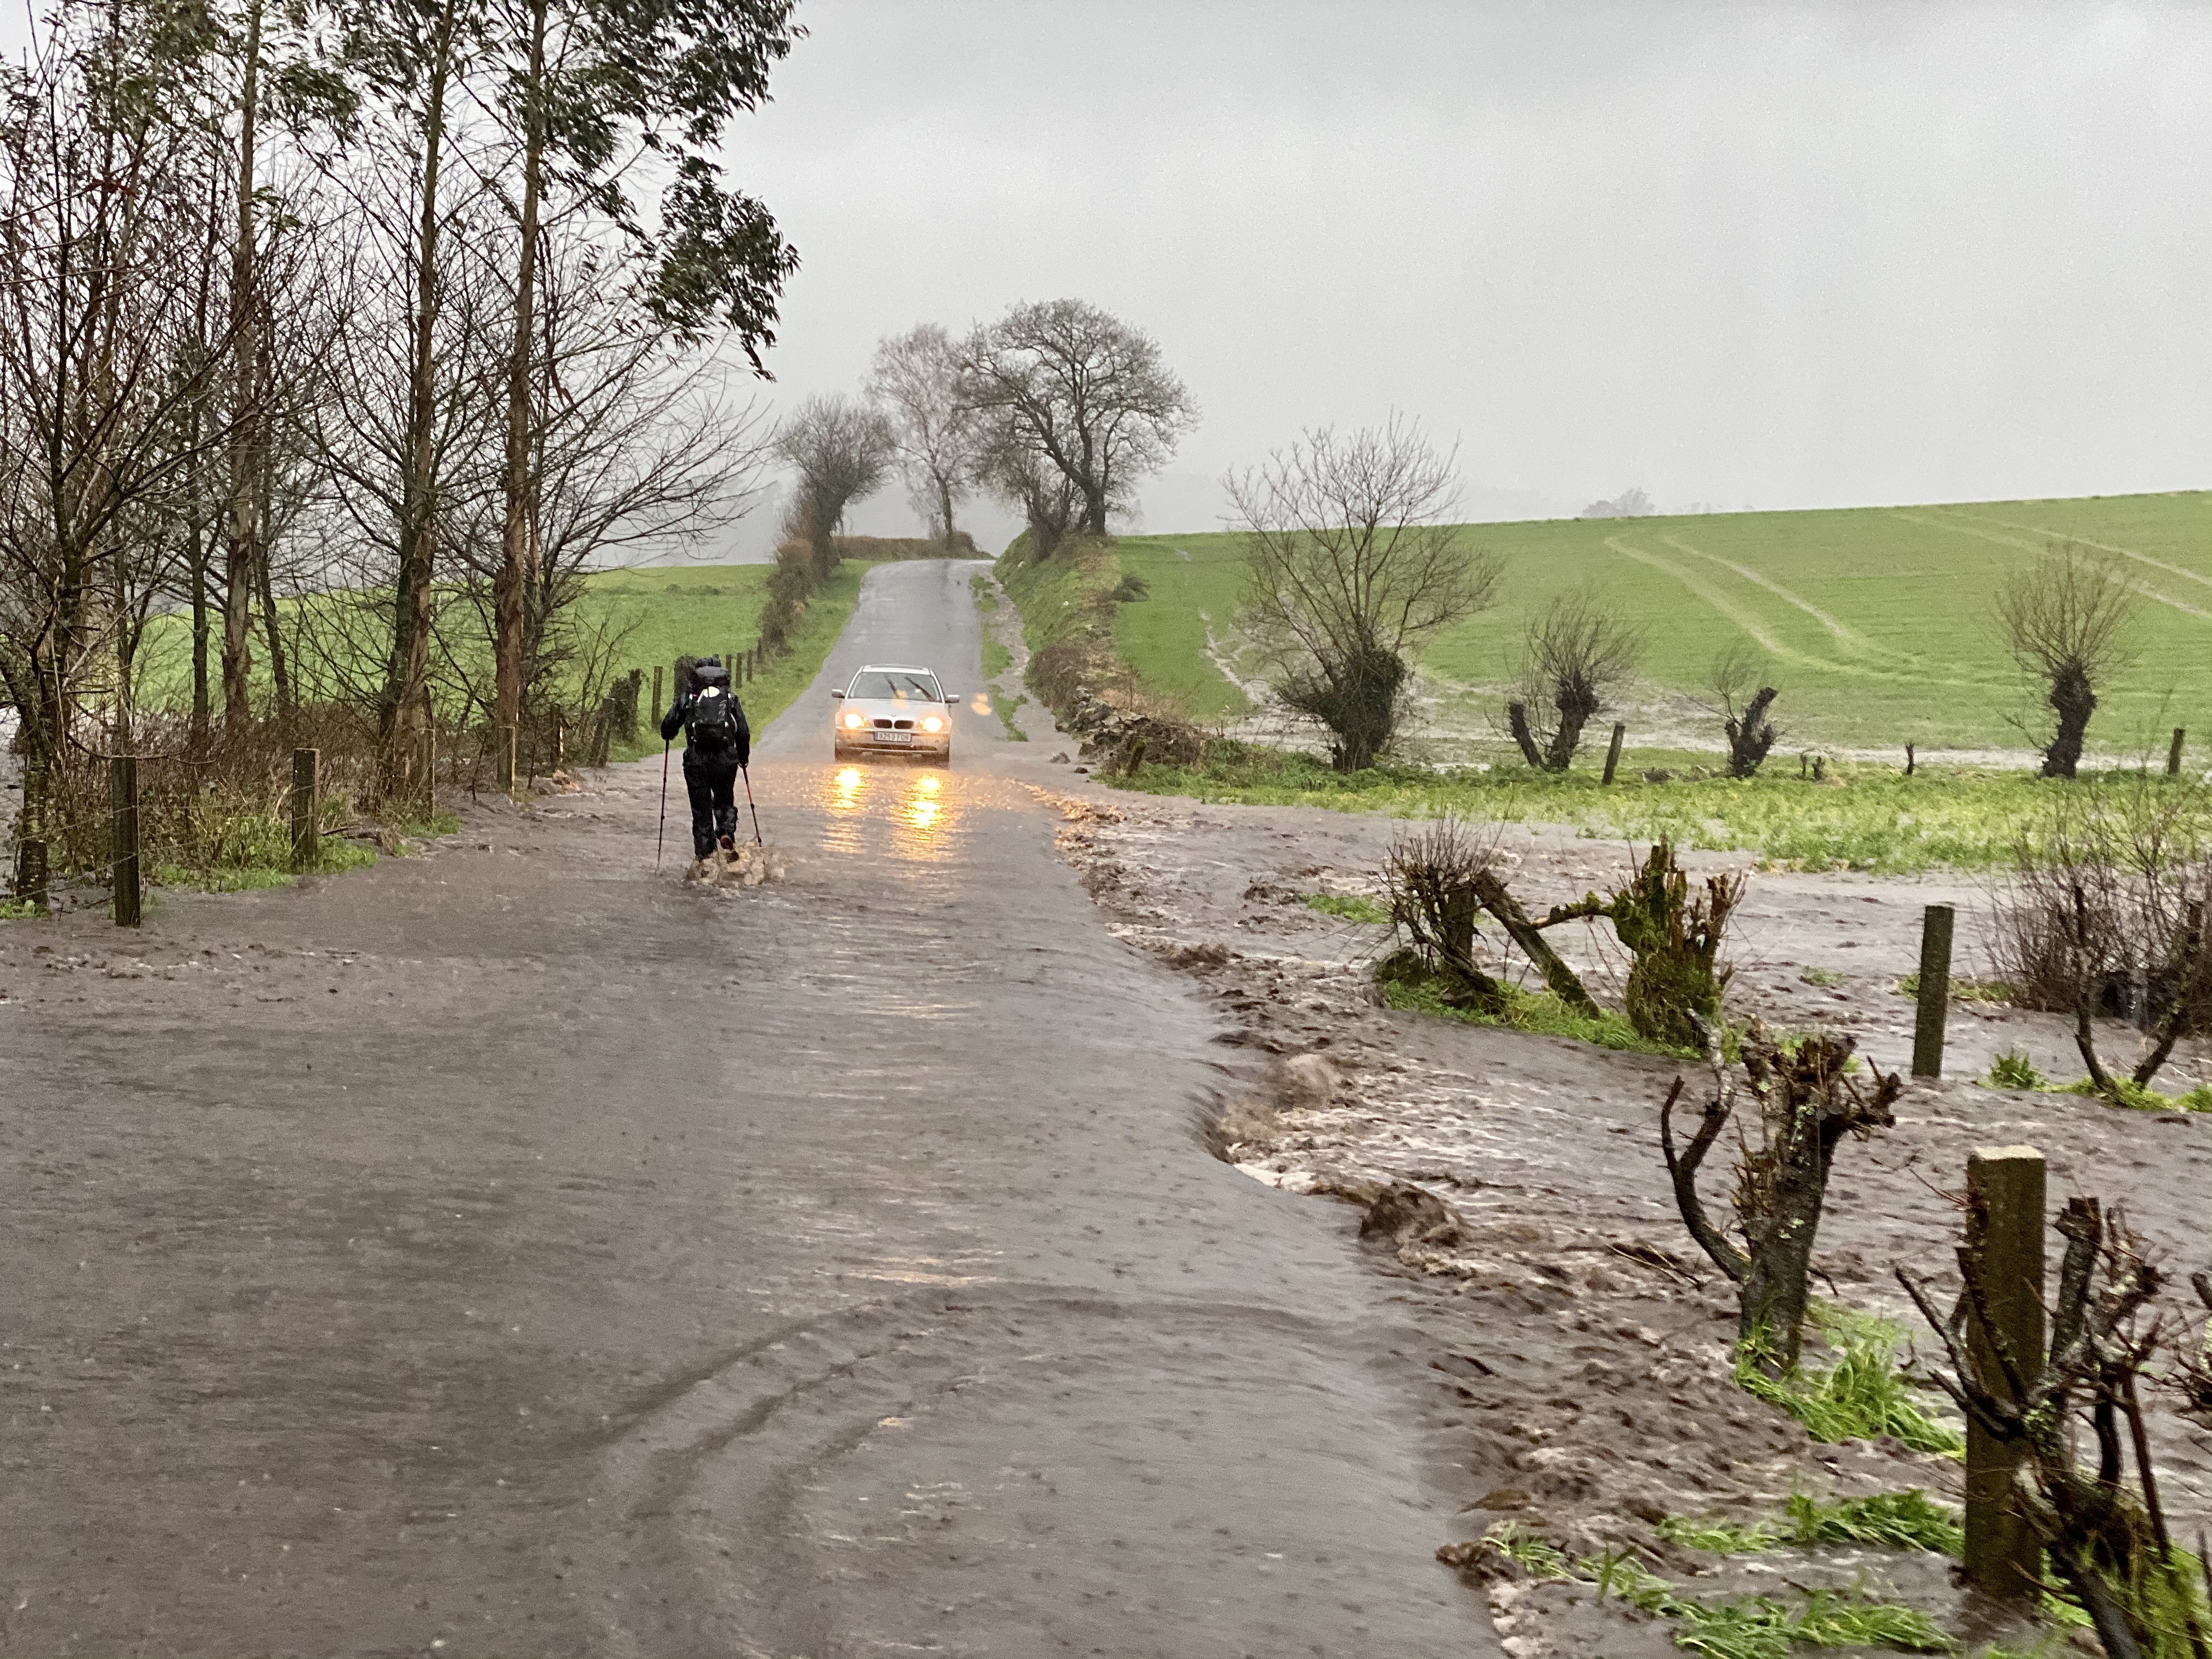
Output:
[656,740,671,868]
[741,764,763,845]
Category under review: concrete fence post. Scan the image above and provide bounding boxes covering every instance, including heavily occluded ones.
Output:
[110,755,140,927]
[290,747,320,871]
[1963,1145,2046,1605]
[652,665,664,725]
[1601,722,1627,786]
[1911,903,1954,1079]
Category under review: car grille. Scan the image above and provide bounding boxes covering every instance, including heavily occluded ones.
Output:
[871,718,915,730]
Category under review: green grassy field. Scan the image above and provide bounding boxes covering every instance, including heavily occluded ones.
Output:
[1103,489,2212,756]
[133,561,866,760]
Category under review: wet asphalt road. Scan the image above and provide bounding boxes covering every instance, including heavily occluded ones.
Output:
[0,561,1495,1656]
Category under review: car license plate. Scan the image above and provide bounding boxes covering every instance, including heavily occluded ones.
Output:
[874,729,912,745]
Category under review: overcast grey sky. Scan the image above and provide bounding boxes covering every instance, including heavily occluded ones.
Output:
[727,1,2209,548]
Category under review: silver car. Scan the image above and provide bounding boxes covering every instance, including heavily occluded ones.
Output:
[832,663,957,761]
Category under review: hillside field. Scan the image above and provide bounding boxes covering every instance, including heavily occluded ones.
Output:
[1104,489,2212,758]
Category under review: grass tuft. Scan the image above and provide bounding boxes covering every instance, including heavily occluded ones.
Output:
[1662,1491,1962,1559]
[1737,1307,1963,1457]
[1302,891,1390,924]
[1476,1523,1952,1658]
[1896,972,2015,1003]
[2055,1075,2212,1113]
[1799,966,1845,988]
[1785,1490,1962,1555]
[1986,1048,2049,1090]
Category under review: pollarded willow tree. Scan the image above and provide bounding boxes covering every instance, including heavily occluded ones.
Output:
[958,299,1195,543]
[1231,417,1500,771]
[1506,586,1645,772]
[1996,540,2140,780]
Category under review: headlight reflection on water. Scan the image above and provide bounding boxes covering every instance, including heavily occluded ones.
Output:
[819,761,956,860]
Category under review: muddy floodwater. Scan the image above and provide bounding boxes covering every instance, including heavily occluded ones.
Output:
[8,558,2209,1656]
[0,562,1494,1656]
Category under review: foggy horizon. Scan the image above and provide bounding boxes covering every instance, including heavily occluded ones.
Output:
[705,0,2212,556]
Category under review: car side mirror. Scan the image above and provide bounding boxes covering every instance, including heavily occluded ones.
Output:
[944,693,959,703]
[830,690,844,698]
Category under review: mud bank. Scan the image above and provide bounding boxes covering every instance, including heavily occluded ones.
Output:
[1048,786,2212,1656]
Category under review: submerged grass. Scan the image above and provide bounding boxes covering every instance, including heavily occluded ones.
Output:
[1475,1525,1949,1658]
[1378,958,1691,1058]
[1301,891,1390,924]
[1118,749,2188,875]
[1737,1308,1963,1457]
[1660,1491,1963,1559]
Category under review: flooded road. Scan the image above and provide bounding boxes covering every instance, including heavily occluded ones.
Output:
[0,561,1495,1656]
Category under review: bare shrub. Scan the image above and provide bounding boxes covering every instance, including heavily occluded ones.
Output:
[1996,541,2140,780]
[1381,817,1509,1011]
[1231,416,1500,771]
[1987,780,2212,1096]
[1505,586,1645,771]
[1705,645,1781,778]
[1901,1199,2212,1654]
[1664,1030,1901,1374]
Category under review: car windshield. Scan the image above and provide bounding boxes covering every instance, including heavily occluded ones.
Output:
[848,670,940,702]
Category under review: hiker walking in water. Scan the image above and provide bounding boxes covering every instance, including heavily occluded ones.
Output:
[660,658,752,860]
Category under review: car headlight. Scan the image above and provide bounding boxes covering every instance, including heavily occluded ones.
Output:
[921,715,943,733]
[842,711,865,729]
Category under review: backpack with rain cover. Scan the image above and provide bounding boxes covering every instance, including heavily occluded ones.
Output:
[684,664,741,758]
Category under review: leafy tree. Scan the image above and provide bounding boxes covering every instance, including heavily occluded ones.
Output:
[484,0,802,731]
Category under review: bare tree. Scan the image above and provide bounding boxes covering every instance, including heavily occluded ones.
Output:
[775,394,894,578]
[958,298,1195,540]
[1505,586,1645,771]
[1997,541,2139,780]
[869,323,980,544]
[1230,417,1497,771]
[1705,644,1780,778]
[975,415,1076,559]
[0,0,235,902]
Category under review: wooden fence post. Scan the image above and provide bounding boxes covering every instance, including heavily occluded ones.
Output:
[652,665,664,723]
[290,747,320,871]
[1911,903,1954,1079]
[1601,722,1626,786]
[495,724,517,792]
[1963,1145,2046,1605]
[110,755,139,927]
[2169,727,2187,777]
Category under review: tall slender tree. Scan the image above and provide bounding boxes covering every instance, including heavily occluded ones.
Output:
[486,0,800,733]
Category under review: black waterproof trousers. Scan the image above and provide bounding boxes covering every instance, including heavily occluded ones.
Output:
[683,754,740,856]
